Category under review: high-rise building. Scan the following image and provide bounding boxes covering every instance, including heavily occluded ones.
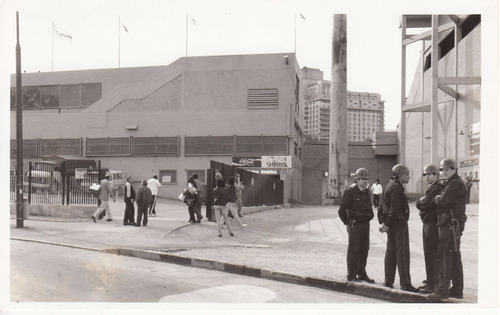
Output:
[303,80,385,142]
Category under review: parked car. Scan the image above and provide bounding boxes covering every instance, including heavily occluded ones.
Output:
[23,161,61,193]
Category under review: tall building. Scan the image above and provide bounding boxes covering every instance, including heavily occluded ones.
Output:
[303,80,385,142]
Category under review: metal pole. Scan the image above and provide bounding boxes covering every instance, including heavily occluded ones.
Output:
[118,15,121,68]
[52,22,54,71]
[400,15,407,164]
[328,14,348,199]
[15,11,24,228]
[431,15,439,163]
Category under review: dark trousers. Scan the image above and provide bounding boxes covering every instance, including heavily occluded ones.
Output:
[123,200,135,224]
[435,224,453,294]
[149,195,157,215]
[346,221,370,278]
[451,222,465,294]
[373,194,380,208]
[422,220,438,288]
[384,221,412,286]
[136,203,149,226]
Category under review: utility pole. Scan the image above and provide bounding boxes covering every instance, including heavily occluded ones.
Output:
[16,11,24,228]
[328,14,348,200]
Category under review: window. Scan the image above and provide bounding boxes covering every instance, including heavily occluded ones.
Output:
[159,170,177,184]
[86,137,130,156]
[10,139,37,158]
[39,138,82,156]
[187,170,206,184]
[247,88,279,109]
[132,137,179,156]
[185,136,233,155]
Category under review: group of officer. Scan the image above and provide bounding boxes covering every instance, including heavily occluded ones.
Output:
[338,157,467,301]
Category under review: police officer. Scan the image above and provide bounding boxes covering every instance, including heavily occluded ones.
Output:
[416,164,442,294]
[381,164,419,292]
[338,168,375,283]
[427,158,467,301]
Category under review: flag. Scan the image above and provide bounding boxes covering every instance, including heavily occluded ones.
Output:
[54,26,72,42]
[300,13,306,21]
[122,24,129,33]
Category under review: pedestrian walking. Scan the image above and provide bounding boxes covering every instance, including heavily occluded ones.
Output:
[226,177,247,228]
[338,168,375,283]
[135,180,152,227]
[416,164,442,294]
[427,158,467,301]
[465,176,473,204]
[123,176,136,225]
[213,178,234,237]
[147,175,162,216]
[91,174,116,223]
[186,176,203,223]
[371,179,383,209]
[235,174,245,217]
[380,164,419,292]
[192,173,205,221]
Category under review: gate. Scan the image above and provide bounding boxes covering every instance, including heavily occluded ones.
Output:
[205,160,284,220]
[10,159,103,205]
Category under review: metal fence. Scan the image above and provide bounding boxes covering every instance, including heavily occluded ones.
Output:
[10,159,103,205]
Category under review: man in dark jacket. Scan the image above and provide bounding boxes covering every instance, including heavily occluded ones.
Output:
[416,164,442,293]
[123,176,136,225]
[428,158,467,301]
[135,180,152,227]
[381,164,419,292]
[338,168,375,283]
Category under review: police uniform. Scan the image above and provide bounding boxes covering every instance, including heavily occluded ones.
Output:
[338,183,374,281]
[433,172,467,299]
[382,178,413,288]
[416,180,442,291]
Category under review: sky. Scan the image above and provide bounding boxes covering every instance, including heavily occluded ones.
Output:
[0,0,460,130]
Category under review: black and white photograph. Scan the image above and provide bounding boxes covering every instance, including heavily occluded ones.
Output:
[1,0,498,314]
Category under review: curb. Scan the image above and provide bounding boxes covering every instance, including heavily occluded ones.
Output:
[11,237,465,304]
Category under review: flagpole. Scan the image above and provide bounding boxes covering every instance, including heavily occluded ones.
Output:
[52,22,54,71]
[294,13,297,54]
[185,13,188,58]
[118,15,121,68]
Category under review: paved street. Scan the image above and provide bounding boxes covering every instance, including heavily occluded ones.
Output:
[10,198,479,303]
[11,240,382,303]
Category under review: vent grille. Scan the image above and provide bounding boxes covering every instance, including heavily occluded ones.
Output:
[247,88,279,109]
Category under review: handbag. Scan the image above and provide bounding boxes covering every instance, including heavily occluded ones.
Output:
[178,192,186,202]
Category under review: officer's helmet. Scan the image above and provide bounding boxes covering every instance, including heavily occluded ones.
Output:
[439,158,457,170]
[354,168,369,179]
[423,164,439,175]
[392,164,409,177]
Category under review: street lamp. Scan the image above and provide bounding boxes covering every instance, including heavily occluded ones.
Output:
[458,126,471,138]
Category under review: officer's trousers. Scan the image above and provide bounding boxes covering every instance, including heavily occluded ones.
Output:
[346,221,370,278]
[422,220,438,288]
[384,221,412,286]
[450,221,465,294]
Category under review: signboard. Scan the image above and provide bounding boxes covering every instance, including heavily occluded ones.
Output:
[469,122,480,156]
[262,156,292,169]
[75,168,87,179]
[459,159,479,168]
[245,168,280,176]
[232,156,262,167]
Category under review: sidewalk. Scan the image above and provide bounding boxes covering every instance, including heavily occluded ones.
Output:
[10,198,478,303]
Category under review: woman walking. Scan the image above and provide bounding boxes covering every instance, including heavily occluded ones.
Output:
[213,178,234,237]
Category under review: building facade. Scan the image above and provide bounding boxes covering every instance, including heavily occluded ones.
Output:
[10,53,304,204]
[400,15,481,201]
[302,80,385,142]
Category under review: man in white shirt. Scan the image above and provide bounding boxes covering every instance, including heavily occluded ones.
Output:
[147,175,162,216]
[371,179,383,209]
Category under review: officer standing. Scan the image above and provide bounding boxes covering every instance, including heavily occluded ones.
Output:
[381,164,419,292]
[416,164,442,294]
[427,158,467,301]
[338,168,375,283]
